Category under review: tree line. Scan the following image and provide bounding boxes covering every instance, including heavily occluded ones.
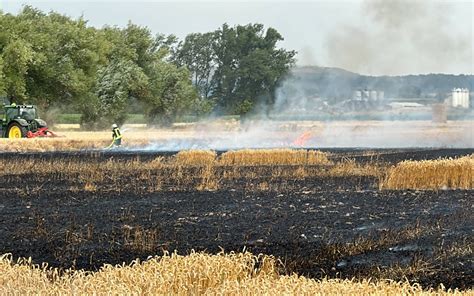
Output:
[0,6,295,126]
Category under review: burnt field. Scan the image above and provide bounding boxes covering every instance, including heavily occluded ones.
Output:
[0,147,472,163]
[0,148,473,290]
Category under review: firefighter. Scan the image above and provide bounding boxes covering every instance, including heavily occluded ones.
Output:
[111,124,122,147]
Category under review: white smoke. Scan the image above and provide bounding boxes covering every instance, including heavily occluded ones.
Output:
[130,0,473,151]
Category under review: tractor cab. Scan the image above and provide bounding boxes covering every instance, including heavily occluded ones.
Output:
[4,105,38,121]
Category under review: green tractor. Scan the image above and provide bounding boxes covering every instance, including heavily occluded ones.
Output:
[0,104,58,138]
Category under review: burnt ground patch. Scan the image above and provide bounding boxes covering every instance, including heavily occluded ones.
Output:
[0,148,473,290]
[0,187,472,289]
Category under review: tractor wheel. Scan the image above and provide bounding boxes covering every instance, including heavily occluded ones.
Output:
[7,123,27,138]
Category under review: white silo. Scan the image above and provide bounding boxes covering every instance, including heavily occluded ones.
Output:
[452,88,462,107]
[463,88,470,108]
[370,90,378,101]
[461,89,466,107]
[452,88,470,108]
[354,90,362,101]
[362,90,370,101]
[378,91,385,101]
[456,88,462,107]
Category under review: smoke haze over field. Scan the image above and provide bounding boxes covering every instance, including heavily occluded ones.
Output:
[326,0,473,75]
[2,0,472,75]
[134,120,474,150]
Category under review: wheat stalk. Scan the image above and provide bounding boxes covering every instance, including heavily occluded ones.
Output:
[0,252,467,295]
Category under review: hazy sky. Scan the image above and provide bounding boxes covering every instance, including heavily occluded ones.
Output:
[1,0,472,75]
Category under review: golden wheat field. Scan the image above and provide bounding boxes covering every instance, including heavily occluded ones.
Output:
[219,149,330,166]
[0,252,470,295]
[381,155,474,190]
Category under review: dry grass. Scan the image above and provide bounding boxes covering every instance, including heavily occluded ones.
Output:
[0,138,109,152]
[0,252,468,295]
[0,137,152,152]
[0,149,333,177]
[328,158,383,177]
[0,149,385,192]
[0,130,194,152]
[175,150,217,166]
[5,151,471,192]
[219,149,331,166]
[380,155,474,190]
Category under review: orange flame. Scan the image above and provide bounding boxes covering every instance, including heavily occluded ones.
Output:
[293,131,312,146]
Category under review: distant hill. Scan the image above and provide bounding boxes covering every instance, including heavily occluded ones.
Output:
[282,66,474,103]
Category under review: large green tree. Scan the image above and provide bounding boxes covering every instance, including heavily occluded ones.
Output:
[173,23,296,115]
[0,6,105,110]
[93,23,199,126]
[145,60,199,125]
[0,56,5,96]
[212,24,295,114]
[1,39,33,101]
[95,59,149,125]
[173,32,216,100]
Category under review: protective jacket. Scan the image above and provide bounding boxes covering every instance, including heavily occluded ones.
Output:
[112,127,122,146]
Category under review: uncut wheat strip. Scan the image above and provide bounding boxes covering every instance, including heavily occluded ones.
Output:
[409,158,472,189]
[0,252,274,295]
[0,253,468,295]
[218,149,294,166]
[219,149,329,166]
[174,150,217,166]
[381,155,474,190]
